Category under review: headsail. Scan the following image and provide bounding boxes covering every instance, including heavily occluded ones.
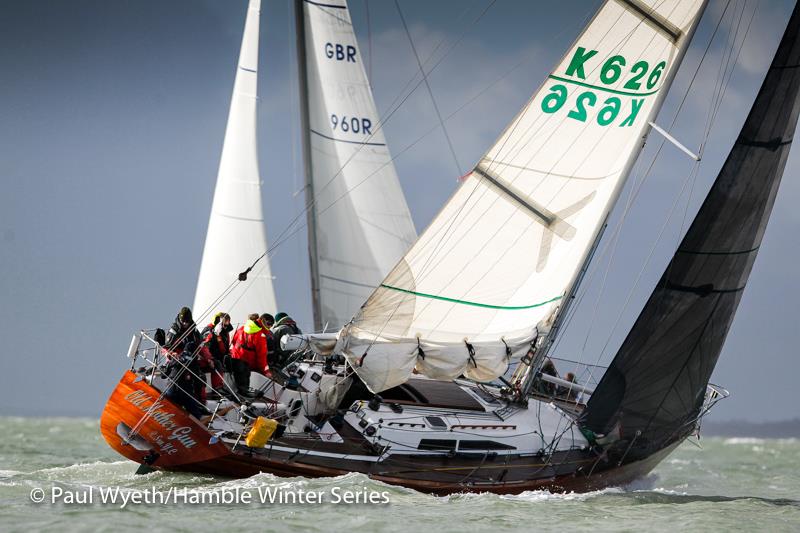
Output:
[584,3,800,452]
[295,0,417,332]
[339,0,707,392]
[194,0,277,320]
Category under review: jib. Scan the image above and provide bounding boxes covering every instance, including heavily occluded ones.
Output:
[325,42,357,63]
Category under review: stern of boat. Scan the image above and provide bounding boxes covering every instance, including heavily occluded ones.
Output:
[100,370,230,469]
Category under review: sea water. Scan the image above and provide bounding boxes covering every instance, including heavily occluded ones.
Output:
[0,417,797,532]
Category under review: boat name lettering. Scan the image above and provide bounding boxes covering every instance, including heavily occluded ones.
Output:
[124,390,197,449]
[148,430,179,455]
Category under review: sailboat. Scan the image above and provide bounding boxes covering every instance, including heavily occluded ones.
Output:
[192,0,416,325]
[101,0,800,494]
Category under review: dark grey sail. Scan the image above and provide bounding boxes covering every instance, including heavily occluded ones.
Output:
[583,2,800,457]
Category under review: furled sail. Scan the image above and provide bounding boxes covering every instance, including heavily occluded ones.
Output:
[296,0,417,332]
[339,0,707,392]
[584,3,800,453]
[194,0,277,321]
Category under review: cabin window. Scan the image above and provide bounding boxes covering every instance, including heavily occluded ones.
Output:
[418,439,457,451]
[424,416,448,429]
[458,440,516,451]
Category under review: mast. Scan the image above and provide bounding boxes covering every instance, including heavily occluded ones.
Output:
[293,0,416,332]
[294,0,323,332]
[520,0,710,397]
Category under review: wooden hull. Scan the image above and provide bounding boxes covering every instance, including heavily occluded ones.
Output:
[101,371,681,495]
[100,371,230,467]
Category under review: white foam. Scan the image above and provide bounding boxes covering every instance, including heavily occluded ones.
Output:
[648,487,689,496]
[500,487,624,503]
[723,437,766,445]
[34,460,131,475]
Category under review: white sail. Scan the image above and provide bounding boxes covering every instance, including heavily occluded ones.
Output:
[339,0,707,392]
[298,0,417,331]
[194,0,276,322]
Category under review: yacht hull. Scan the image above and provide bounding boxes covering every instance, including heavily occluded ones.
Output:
[101,371,680,495]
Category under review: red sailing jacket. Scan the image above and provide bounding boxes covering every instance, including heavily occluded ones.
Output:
[231,320,268,373]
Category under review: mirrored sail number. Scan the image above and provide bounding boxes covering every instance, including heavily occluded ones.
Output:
[331,114,372,135]
[541,46,667,127]
[542,86,644,127]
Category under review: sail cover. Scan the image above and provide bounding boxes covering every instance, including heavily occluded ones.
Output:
[298,0,417,331]
[194,0,277,321]
[339,0,707,392]
[584,3,800,453]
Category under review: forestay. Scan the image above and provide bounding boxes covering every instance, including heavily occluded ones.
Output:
[298,0,417,331]
[194,0,277,320]
[338,0,707,392]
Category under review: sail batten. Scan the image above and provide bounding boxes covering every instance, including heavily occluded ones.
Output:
[194,0,276,321]
[339,0,707,393]
[297,0,417,332]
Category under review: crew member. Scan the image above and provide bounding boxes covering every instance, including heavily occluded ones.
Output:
[230,313,269,395]
[201,312,232,390]
[165,342,208,419]
[260,313,277,369]
[271,312,302,370]
[165,306,202,353]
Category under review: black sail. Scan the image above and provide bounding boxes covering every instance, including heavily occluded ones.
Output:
[583,3,800,456]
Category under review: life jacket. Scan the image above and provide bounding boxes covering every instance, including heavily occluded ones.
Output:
[202,323,230,361]
[231,320,268,372]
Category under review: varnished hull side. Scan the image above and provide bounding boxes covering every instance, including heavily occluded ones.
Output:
[100,371,230,467]
[101,372,681,495]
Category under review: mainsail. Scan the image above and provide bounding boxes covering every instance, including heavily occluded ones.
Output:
[295,0,417,332]
[194,0,277,320]
[584,3,800,452]
[339,0,707,392]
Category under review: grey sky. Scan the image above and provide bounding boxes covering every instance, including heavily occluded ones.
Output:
[0,0,797,422]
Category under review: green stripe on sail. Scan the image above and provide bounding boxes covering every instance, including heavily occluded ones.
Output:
[380,284,562,310]
[547,75,660,97]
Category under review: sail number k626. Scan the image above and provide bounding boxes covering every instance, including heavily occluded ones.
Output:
[541,46,667,127]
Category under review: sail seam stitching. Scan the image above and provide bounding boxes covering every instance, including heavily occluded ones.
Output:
[677,246,759,256]
[380,284,562,310]
[211,211,263,223]
[310,128,386,146]
[547,75,660,97]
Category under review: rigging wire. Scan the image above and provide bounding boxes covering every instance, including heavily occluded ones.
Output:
[355,0,608,355]
[571,0,758,370]
[361,0,674,350]
[365,0,372,82]
[204,0,503,318]
[216,0,493,295]
[548,0,739,363]
[393,0,492,176]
